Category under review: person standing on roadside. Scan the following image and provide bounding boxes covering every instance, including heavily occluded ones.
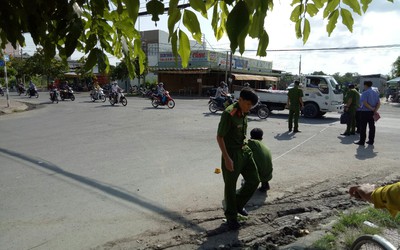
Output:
[247,128,273,194]
[341,84,360,136]
[286,80,304,133]
[216,87,260,230]
[354,81,380,146]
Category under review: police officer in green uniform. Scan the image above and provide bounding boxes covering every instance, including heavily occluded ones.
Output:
[287,80,304,133]
[247,128,273,193]
[341,84,360,136]
[216,87,259,230]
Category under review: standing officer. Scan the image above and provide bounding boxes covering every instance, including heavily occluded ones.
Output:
[341,84,360,136]
[354,81,380,146]
[286,80,304,133]
[216,88,260,230]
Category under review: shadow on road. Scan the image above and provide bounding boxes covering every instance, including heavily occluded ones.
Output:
[274,131,295,141]
[0,147,205,233]
[355,145,378,160]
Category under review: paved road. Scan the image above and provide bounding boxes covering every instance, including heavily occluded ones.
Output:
[0,92,399,249]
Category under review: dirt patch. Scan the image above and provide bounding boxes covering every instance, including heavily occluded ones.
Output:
[94,176,400,250]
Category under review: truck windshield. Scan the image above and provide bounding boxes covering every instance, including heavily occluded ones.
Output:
[327,77,342,94]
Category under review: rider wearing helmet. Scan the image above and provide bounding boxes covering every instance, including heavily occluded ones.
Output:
[111,81,122,102]
[157,82,166,104]
[215,81,229,108]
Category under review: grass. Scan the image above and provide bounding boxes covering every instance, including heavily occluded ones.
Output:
[312,207,400,249]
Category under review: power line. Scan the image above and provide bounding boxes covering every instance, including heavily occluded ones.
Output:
[253,44,400,52]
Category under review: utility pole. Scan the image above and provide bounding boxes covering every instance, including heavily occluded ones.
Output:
[3,53,10,107]
[224,51,228,84]
[299,55,302,78]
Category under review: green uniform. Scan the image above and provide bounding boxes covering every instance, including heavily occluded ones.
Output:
[217,102,260,221]
[344,89,360,134]
[247,139,273,183]
[287,86,304,131]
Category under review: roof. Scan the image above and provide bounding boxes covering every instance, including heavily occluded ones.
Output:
[231,73,278,82]
[151,67,210,74]
[387,77,400,84]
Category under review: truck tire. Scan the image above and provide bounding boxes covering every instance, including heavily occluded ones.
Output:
[303,103,319,118]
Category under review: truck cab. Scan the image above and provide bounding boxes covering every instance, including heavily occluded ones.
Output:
[300,75,343,118]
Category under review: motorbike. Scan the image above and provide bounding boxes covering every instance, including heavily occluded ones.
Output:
[17,85,26,96]
[151,91,175,108]
[109,91,127,106]
[208,94,234,113]
[27,87,39,98]
[0,87,4,96]
[90,88,106,102]
[60,86,75,101]
[49,88,60,103]
[250,101,270,119]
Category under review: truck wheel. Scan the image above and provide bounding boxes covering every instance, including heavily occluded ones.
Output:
[303,103,319,118]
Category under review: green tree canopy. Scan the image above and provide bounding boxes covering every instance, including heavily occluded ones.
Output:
[0,0,394,78]
[391,56,400,78]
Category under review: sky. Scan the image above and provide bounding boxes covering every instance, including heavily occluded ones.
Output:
[21,0,400,77]
[135,0,400,76]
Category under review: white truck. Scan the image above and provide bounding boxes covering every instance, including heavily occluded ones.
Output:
[234,75,344,118]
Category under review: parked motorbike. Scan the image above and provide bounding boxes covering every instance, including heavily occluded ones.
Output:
[151,91,175,108]
[109,91,127,106]
[27,87,39,98]
[90,88,106,102]
[17,85,26,96]
[208,94,234,113]
[60,86,75,101]
[49,88,60,103]
[250,101,270,119]
[0,87,4,96]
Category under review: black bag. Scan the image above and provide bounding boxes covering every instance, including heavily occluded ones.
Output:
[340,112,349,124]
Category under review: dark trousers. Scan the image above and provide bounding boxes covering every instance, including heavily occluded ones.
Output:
[345,109,357,134]
[288,107,300,130]
[359,111,375,143]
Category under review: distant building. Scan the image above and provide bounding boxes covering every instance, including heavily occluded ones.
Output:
[4,43,21,58]
[137,29,282,96]
[359,74,387,94]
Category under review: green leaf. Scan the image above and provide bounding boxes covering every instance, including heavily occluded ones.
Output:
[306,3,319,17]
[224,0,234,5]
[183,10,202,44]
[178,30,190,67]
[360,0,373,13]
[257,30,269,57]
[302,18,310,44]
[123,0,139,25]
[65,19,84,57]
[168,7,181,39]
[323,0,339,18]
[343,0,361,15]
[290,4,302,22]
[146,0,165,22]
[312,0,325,8]
[133,39,146,74]
[238,21,249,54]
[190,0,207,17]
[295,19,302,38]
[211,3,219,33]
[327,9,339,36]
[85,48,101,72]
[291,0,301,6]
[171,31,179,64]
[226,1,250,53]
[341,8,354,32]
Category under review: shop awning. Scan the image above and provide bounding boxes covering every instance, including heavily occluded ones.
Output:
[151,67,210,74]
[232,73,278,82]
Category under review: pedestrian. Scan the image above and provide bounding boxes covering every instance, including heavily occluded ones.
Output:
[247,128,273,194]
[286,80,304,133]
[341,84,360,136]
[216,87,260,230]
[354,81,381,146]
[349,182,400,217]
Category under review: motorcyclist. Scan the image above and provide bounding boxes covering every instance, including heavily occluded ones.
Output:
[92,80,101,98]
[28,81,36,95]
[214,81,229,108]
[111,81,123,102]
[157,82,166,104]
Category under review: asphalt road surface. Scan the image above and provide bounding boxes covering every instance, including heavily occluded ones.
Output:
[1,92,399,249]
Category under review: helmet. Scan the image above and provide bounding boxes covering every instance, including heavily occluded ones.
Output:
[158,82,164,86]
[244,82,250,87]
[113,81,117,85]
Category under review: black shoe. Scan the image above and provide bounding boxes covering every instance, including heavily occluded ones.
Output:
[293,130,301,133]
[288,128,292,132]
[227,219,241,230]
[354,141,365,146]
[238,208,248,217]
[350,132,356,135]
[340,132,350,136]
[366,141,374,145]
[258,182,270,192]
